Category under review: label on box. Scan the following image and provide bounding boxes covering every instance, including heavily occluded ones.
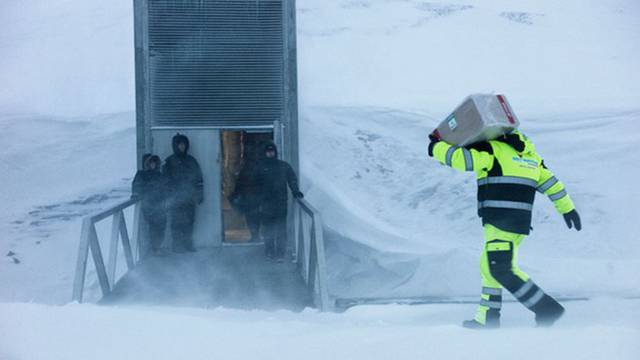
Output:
[496,94,516,124]
[448,117,458,131]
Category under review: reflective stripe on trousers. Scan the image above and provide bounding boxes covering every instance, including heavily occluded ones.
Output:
[523,289,545,308]
[510,278,547,309]
[513,279,535,299]
[482,287,502,296]
[479,298,502,309]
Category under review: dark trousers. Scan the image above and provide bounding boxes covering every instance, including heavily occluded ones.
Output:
[245,209,261,240]
[144,212,166,251]
[262,215,286,258]
[170,202,195,250]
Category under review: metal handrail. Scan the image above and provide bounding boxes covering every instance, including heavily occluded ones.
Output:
[72,195,329,309]
[292,198,332,311]
[72,198,142,303]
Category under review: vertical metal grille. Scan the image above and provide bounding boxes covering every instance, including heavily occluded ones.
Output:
[148,0,284,126]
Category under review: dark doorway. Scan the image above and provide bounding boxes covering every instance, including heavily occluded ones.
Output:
[220,130,273,243]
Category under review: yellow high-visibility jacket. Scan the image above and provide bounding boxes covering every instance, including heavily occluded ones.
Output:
[430,131,575,234]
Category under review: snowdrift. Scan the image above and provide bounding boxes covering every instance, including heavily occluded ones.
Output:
[301,107,640,298]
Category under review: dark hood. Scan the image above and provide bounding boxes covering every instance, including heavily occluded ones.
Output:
[172,133,190,155]
[496,130,535,155]
[141,153,152,169]
[260,140,278,160]
[466,130,535,156]
[144,155,161,171]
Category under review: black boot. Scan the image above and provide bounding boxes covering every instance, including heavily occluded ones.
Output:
[462,318,500,329]
[531,295,565,327]
[462,310,500,329]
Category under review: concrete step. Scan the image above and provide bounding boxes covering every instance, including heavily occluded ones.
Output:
[101,245,312,311]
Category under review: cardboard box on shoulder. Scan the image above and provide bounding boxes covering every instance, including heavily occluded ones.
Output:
[433,94,520,146]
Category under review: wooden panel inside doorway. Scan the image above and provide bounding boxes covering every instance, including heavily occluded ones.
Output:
[221,130,272,243]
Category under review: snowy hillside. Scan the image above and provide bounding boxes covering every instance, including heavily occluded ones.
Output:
[1,0,640,358]
[302,107,640,299]
[0,1,134,116]
[298,0,640,114]
[0,113,135,303]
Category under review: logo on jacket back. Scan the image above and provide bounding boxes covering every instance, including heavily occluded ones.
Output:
[512,156,538,169]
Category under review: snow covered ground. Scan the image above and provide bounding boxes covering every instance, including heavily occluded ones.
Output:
[1,0,639,358]
[2,299,639,360]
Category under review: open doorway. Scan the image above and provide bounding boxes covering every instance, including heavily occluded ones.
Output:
[220,130,273,243]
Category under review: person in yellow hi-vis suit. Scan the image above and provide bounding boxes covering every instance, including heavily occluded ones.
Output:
[427,130,581,328]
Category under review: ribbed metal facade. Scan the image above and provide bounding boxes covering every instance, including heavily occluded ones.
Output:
[146,0,284,126]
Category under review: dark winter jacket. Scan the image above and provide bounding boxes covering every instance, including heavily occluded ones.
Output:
[230,161,260,212]
[162,134,204,206]
[253,141,301,217]
[132,156,169,217]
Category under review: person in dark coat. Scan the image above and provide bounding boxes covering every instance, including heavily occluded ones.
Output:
[132,154,169,256]
[230,141,262,242]
[253,141,303,261]
[163,134,203,253]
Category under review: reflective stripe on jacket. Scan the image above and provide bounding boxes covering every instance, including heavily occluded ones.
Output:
[431,131,575,234]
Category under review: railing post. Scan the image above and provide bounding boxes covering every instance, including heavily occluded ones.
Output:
[107,211,123,288]
[73,198,139,303]
[72,218,93,303]
[312,212,331,311]
[88,224,111,297]
[292,201,300,263]
[131,202,142,262]
[297,205,304,271]
[120,210,135,270]
[308,219,318,293]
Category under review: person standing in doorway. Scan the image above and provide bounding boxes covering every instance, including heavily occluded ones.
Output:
[254,141,303,262]
[163,133,204,253]
[230,140,262,242]
[132,154,169,256]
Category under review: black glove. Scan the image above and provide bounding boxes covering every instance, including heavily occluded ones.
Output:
[563,209,582,231]
[293,191,304,199]
[427,133,441,157]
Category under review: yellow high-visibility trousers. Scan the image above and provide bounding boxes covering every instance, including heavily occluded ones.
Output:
[475,224,530,324]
